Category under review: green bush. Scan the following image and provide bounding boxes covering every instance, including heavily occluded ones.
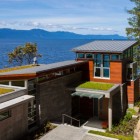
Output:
[123,112,132,122]
[127,108,137,115]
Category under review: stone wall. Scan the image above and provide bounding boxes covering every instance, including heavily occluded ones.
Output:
[0,103,28,140]
[37,71,83,124]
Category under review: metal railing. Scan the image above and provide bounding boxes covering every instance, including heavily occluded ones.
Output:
[62,114,80,127]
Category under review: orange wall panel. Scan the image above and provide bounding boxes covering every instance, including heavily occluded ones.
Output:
[88,61,123,84]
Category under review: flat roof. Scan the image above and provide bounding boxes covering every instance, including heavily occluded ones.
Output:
[72,40,137,53]
[0,60,85,76]
[0,95,34,111]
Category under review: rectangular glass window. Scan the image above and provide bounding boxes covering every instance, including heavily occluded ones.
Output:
[86,53,93,58]
[12,81,24,87]
[103,54,110,67]
[95,68,101,77]
[77,53,85,58]
[0,111,11,121]
[111,54,120,60]
[103,68,110,78]
[94,54,102,67]
[94,54,110,78]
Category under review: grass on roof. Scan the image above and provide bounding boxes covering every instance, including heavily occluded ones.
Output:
[0,88,14,95]
[78,81,114,91]
[0,65,35,73]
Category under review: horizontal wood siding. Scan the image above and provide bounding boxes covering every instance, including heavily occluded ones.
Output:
[88,61,123,84]
[127,78,140,104]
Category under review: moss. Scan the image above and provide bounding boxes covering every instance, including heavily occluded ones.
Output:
[0,88,14,95]
[88,130,133,140]
[78,81,114,91]
[0,65,35,73]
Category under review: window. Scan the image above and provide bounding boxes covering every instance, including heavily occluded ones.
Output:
[95,68,101,77]
[111,54,120,60]
[0,111,11,121]
[12,81,24,87]
[127,62,137,80]
[77,53,85,58]
[94,54,110,78]
[85,53,93,58]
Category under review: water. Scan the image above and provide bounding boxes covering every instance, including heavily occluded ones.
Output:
[0,39,93,68]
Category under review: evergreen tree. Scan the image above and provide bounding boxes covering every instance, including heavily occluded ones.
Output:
[126,0,140,66]
[126,0,140,39]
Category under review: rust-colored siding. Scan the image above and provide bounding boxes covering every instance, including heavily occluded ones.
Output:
[127,77,140,104]
[88,61,123,84]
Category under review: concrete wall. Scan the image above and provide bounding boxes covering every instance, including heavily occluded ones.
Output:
[0,103,28,140]
[37,71,83,124]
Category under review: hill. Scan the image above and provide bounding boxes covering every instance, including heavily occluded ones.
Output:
[0,28,127,40]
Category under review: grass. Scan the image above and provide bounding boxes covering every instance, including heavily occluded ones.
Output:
[0,65,35,73]
[0,88,14,95]
[89,130,133,140]
[78,81,114,91]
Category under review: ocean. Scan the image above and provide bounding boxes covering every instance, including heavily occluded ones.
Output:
[0,39,93,68]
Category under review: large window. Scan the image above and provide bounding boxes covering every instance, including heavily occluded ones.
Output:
[94,54,110,78]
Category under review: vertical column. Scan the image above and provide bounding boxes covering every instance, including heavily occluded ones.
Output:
[108,96,112,131]
[9,81,12,86]
[24,80,28,89]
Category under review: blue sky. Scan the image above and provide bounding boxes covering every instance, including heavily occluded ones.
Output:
[0,0,134,36]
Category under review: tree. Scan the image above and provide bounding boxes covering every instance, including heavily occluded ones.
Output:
[8,42,41,66]
[126,0,140,40]
[126,0,140,66]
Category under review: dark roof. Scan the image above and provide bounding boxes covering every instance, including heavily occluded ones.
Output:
[72,40,137,53]
[0,60,85,76]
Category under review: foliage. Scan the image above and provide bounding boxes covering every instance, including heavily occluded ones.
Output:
[135,100,140,107]
[8,42,41,66]
[127,108,137,115]
[89,130,133,140]
[0,88,14,95]
[33,122,56,140]
[126,0,140,65]
[78,81,114,91]
[126,0,140,40]
[109,109,139,137]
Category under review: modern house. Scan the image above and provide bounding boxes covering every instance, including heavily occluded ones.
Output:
[0,40,139,139]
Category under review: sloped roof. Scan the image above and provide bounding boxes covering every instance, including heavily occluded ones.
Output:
[72,40,137,53]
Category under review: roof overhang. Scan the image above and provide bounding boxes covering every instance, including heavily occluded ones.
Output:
[71,91,104,99]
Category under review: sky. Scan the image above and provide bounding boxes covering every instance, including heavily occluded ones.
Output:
[0,0,135,36]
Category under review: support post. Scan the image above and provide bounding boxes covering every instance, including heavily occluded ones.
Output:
[24,80,28,89]
[9,81,12,86]
[108,96,112,131]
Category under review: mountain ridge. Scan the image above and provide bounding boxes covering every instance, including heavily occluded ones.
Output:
[0,28,127,40]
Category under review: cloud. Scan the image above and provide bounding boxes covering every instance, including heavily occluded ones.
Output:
[0,20,119,35]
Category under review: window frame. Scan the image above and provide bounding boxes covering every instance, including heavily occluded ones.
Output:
[94,54,110,79]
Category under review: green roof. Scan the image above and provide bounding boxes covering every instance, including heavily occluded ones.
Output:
[0,88,14,95]
[78,82,114,91]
